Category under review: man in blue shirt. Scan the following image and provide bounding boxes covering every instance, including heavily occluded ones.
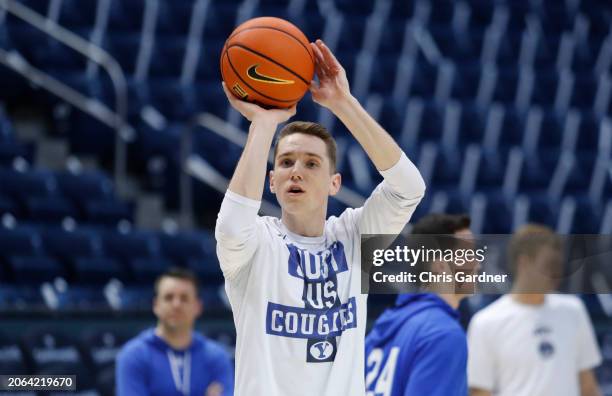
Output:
[365,214,475,396]
[116,267,234,396]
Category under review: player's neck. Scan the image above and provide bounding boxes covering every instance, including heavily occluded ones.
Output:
[510,293,546,305]
[155,325,193,350]
[282,211,325,237]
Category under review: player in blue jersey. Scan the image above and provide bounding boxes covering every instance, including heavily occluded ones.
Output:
[365,213,476,396]
[116,268,233,396]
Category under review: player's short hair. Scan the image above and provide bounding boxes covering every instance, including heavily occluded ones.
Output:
[411,213,471,235]
[273,121,337,173]
[154,267,200,297]
[507,224,562,275]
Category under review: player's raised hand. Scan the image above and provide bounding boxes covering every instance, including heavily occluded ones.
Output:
[222,82,296,125]
[309,39,351,111]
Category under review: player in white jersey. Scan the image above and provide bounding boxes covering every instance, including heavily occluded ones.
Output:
[468,224,602,396]
[215,39,426,395]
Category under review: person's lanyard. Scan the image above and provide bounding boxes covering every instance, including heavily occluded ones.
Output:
[166,350,191,396]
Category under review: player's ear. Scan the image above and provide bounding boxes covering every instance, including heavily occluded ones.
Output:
[329,172,341,196]
[269,170,276,193]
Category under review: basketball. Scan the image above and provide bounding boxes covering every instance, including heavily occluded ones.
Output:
[220,17,315,109]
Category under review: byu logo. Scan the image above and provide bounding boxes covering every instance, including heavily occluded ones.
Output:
[539,341,555,359]
[307,339,336,362]
[310,341,334,360]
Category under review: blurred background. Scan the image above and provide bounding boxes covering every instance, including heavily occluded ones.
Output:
[0,0,611,394]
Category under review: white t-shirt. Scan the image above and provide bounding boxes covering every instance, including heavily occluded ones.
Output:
[215,153,425,396]
[467,294,602,396]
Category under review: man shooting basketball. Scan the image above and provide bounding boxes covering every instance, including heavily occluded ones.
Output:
[215,39,425,395]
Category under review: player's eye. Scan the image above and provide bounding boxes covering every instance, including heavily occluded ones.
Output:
[281,159,293,167]
[306,161,318,168]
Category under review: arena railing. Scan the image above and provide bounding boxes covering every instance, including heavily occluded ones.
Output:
[0,0,132,196]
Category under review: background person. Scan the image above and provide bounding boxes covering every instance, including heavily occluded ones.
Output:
[116,267,234,396]
[468,224,602,396]
[365,213,477,396]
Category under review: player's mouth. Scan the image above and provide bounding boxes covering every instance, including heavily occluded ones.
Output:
[287,184,305,197]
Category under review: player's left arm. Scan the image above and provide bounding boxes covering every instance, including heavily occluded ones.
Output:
[579,369,601,396]
[310,39,425,235]
[309,39,402,171]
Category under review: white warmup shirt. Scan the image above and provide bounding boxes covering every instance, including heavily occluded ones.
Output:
[215,153,425,396]
[467,294,602,396]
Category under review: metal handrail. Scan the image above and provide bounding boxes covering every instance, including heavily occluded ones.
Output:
[0,0,131,195]
[180,112,367,228]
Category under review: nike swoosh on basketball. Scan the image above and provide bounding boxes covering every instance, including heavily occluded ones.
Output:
[247,64,294,85]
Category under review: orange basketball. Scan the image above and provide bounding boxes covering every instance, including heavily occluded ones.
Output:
[220,17,315,109]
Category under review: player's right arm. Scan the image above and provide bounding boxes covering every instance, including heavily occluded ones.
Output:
[215,84,296,278]
[222,83,296,200]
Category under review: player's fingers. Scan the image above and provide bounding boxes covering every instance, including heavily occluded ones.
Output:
[311,42,331,76]
[221,82,237,103]
[317,39,343,72]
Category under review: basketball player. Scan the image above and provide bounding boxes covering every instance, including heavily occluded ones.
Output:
[116,268,233,396]
[215,39,426,395]
[365,214,476,396]
[468,224,602,396]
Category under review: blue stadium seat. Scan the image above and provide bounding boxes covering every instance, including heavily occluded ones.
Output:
[532,69,559,108]
[72,257,126,284]
[157,1,196,36]
[564,154,597,195]
[82,199,134,225]
[195,40,225,82]
[148,79,197,120]
[539,110,564,149]
[458,104,487,144]
[149,37,187,78]
[0,284,45,311]
[57,171,114,202]
[431,147,463,188]
[116,285,154,310]
[188,258,223,286]
[102,231,159,262]
[0,169,56,200]
[24,196,78,223]
[200,285,227,309]
[54,284,110,311]
[0,227,43,258]
[518,149,559,193]
[107,33,142,75]
[9,256,66,284]
[159,231,215,266]
[524,193,559,228]
[22,331,95,390]
[43,228,102,262]
[0,336,29,375]
[0,141,35,166]
[335,0,375,16]
[418,101,445,143]
[58,0,98,29]
[203,3,239,40]
[481,193,514,234]
[80,329,129,371]
[475,148,507,192]
[129,257,172,284]
[108,0,146,32]
[0,194,19,218]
